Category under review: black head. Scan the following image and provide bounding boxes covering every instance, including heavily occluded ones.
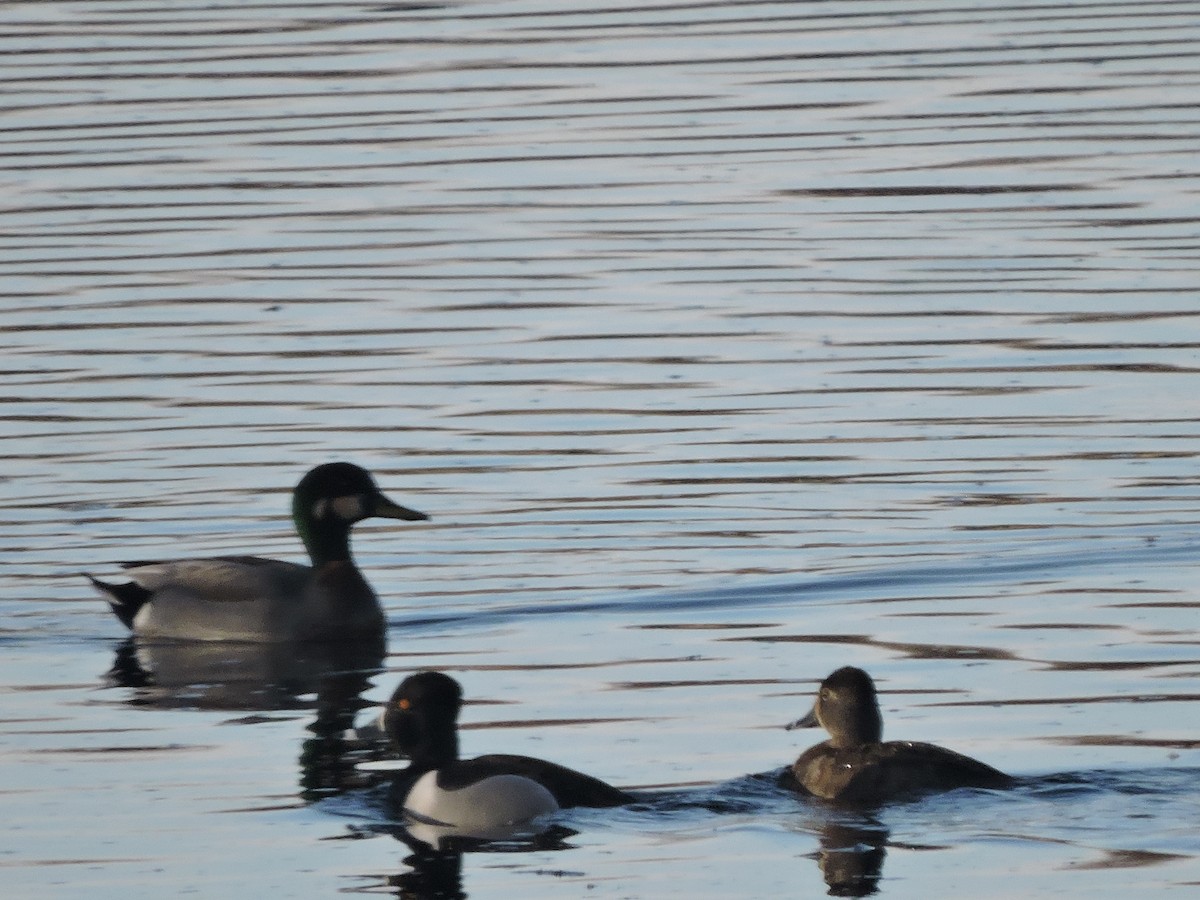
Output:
[292,462,427,564]
[787,666,884,748]
[295,462,427,524]
[383,671,463,766]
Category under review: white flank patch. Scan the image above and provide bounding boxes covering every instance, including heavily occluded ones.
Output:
[403,770,559,829]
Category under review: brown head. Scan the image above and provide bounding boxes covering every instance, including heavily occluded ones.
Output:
[786,666,884,748]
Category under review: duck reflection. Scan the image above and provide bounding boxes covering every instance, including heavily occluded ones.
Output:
[382,822,577,900]
[107,634,384,712]
[813,819,888,897]
[388,841,465,900]
[108,635,384,796]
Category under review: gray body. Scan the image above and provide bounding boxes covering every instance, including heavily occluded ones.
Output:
[113,556,383,642]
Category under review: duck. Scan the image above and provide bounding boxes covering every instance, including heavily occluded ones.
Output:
[382,671,633,830]
[87,462,428,643]
[783,666,1012,805]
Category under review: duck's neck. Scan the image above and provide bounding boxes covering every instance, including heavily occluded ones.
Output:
[824,702,884,748]
[836,709,883,747]
[407,728,459,774]
[294,502,354,566]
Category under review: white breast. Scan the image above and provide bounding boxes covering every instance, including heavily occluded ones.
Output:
[402,770,559,829]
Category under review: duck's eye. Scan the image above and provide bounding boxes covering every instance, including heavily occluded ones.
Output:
[397,698,411,711]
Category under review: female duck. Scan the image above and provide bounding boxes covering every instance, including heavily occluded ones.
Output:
[784,666,1012,804]
[87,462,427,642]
[383,671,633,830]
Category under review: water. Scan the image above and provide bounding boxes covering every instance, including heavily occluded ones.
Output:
[2,0,1200,896]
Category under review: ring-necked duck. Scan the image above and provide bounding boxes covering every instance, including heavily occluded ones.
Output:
[784,666,1012,804]
[383,671,633,830]
[87,462,427,642]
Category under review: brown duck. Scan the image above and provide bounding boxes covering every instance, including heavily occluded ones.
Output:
[784,666,1013,804]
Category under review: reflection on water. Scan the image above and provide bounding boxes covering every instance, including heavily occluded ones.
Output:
[814,820,888,898]
[106,635,387,801]
[107,635,384,717]
[389,844,467,900]
[3,0,1200,897]
[327,766,1200,897]
[381,824,580,900]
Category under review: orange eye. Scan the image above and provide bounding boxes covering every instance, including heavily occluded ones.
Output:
[398,698,411,710]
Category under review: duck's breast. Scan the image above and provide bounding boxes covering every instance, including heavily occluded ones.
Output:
[299,561,385,638]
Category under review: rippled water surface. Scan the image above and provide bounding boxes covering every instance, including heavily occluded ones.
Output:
[3,1,1200,897]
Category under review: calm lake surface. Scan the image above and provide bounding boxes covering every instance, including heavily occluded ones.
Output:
[3,1,1199,896]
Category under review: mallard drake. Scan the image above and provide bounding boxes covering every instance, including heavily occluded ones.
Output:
[784,666,1012,804]
[382,671,633,830]
[87,462,428,642]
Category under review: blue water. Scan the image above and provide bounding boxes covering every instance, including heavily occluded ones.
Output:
[2,1,1200,896]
